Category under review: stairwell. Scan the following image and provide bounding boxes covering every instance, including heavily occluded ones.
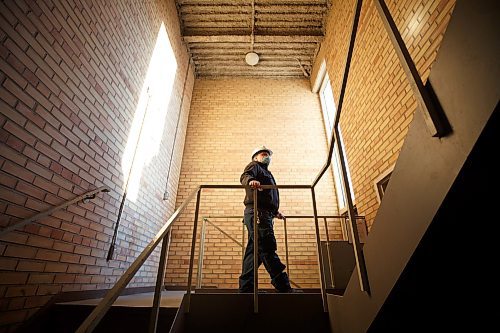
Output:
[13,2,497,333]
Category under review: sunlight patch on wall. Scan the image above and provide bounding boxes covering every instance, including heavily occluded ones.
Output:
[122,22,178,202]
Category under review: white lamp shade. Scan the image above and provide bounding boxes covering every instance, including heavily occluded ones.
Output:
[245,52,259,66]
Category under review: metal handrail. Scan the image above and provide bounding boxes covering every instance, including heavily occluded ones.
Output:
[76,186,201,333]
[77,184,324,332]
[181,184,330,314]
[76,180,370,331]
[76,180,370,330]
[204,215,363,219]
[196,214,367,290]
[197,217,302,289]
[374,0,450,137]
[0,186,110,237]
[308,0,369,295]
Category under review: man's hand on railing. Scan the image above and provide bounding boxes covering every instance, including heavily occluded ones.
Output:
[275,211,285,220]
[249,180,263,191]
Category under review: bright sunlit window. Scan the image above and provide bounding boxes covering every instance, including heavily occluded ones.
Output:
[121,23,178,202]
[319,73,336,142]
[317,65,355,211]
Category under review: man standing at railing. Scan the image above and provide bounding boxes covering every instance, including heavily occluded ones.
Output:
[239,146,293,293]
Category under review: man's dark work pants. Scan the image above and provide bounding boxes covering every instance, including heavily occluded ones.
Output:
[239,209,291,292]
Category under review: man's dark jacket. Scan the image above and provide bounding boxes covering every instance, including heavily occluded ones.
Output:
[240,161,279,214]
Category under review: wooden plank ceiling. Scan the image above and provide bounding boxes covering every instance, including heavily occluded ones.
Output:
[175,0,329,78]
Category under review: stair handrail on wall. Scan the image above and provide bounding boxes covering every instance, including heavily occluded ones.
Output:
[76,186,201,333]
[0,186,110,237]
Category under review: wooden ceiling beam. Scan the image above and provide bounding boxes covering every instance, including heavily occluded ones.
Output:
[183,34,324,43]
[177,0,327,5]
[197,74,306,79]
[194,59,313,65]
[179,5,326,14]
[195,64,306,71]
[190,49,316,55]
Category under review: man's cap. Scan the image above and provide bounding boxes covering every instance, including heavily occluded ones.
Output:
[251,146,273,159]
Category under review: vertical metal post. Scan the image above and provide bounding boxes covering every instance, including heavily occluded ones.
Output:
[324,217,334,288]
[148,230,171,333]
[196,218,207,289]
[341,216,349,242]
[186,189,202,313]
[334,128,370,294]
[327,0,369,292]
[359,216,368,240]
[374,0,448,137]
[241,221,245,261]
[253,189,259,313]
[283,217,290,279]
[311,188,328,312]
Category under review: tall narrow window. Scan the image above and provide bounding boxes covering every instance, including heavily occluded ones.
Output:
[317,66,355,212]
[319,73,335,142]
[122,23,178,202]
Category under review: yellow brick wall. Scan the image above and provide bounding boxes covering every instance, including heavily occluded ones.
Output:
[311,0,456,229]
[166,79,340,289]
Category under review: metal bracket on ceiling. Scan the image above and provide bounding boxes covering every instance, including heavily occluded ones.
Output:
[297,58,310,77]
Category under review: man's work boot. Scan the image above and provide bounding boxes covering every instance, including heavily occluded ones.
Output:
[279,288,303,293]
[271,272,292,292]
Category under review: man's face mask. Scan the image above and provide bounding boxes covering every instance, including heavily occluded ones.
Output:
[261,156,271,165]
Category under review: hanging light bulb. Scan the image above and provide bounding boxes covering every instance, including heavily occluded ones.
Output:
[245,52,259,66]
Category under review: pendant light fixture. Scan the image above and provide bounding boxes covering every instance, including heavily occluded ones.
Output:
[245,52,259,66]
[245,0,259,66]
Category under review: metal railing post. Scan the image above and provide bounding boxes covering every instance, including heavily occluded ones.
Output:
[204,215,303,289]
[283,217,290,280]
[241,221,245,261]
[253,189,259,313]
[324,217,334,288]
[334,127,370,294]
[148,230,171,333]
[186,188,202,313]
[341,216,349,242]
[311,187,328,312]
[196,218,207,289]
[326,2,365,294]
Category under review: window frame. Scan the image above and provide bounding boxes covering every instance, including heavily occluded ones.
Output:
[316,61,355,213]
[374,165,395,204]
